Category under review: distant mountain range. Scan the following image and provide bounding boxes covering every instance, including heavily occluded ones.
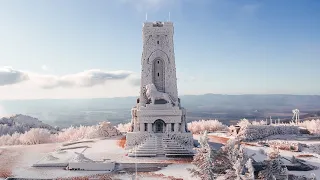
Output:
[1,94,320,127]
[2,94,320,111]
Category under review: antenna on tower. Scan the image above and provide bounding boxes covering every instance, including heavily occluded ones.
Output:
[146,13,148,21]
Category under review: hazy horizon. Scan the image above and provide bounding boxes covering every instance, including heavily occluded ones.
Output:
[1,94,320,128]
[1,93,320,101]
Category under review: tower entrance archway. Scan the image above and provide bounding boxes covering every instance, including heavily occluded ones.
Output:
[153,119,165,133]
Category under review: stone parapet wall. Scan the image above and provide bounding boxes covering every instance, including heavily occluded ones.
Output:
[141,104,180,110]
[125,132,152,150]
[164,132,194,150]
[137,109,182,117]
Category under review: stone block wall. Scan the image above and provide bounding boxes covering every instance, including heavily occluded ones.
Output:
[125,132,152,150]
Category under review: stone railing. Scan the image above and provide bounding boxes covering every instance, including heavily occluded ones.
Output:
[125,132,152,150]
[164,132,194,150]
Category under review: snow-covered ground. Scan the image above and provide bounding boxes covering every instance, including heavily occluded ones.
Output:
[2,130,320,179]
[0,135,197,179]
[154,163,199,180]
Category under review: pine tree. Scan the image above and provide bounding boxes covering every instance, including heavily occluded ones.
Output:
[233,158,242,180]
[258,159,275,180]
[189,131,216,180]
[259,148,287,180]
[291,155,297,164]
[245,158,255,180]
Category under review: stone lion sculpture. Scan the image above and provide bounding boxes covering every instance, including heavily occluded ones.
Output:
[145,84,178,106]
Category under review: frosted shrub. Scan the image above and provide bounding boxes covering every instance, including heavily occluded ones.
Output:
[0,134,13,146]
[237,118,267,127]
[0,121,121,146]
[19,128,52,145]
[187,119,227,134]
[116,122,132,132]
[252,120,267,126]
[54,122,120,142]
[298,119,320,134]
[237,118,251,127]
[96,121,121,137]
[267,140,300,152]
[237,124,300,141]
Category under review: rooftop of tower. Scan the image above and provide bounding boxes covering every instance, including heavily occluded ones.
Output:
[143,21,173,28]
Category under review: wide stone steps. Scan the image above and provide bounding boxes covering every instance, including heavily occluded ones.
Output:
[128,134,194,157]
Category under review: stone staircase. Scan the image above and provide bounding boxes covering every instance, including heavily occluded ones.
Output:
[128,133,194,157]
[156,133,165,155]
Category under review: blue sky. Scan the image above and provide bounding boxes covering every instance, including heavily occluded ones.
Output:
[0,0,319,99]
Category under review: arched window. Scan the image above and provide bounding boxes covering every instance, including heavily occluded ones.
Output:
[153,58,164,92]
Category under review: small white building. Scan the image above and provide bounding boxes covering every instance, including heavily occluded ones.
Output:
[125,21,194,157]
[68,153,115,171]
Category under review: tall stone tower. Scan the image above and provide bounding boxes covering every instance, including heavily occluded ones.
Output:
[139,21,178,106]
[125,21,194,157]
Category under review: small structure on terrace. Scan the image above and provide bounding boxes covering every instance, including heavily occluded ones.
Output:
[68,152,115,171]
[125,21,194,157]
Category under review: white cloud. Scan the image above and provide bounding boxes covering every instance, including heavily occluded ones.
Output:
[0,66,139,89]
[31,69,136,89]
[0,66,29,86]
[126,73,141,86]
[0,67,141,99]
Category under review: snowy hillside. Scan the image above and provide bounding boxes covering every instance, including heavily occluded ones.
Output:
[0,114,56,136]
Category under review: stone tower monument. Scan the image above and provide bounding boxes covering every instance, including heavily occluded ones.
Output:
[125,21,194,157]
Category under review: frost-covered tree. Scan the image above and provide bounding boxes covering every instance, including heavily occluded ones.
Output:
[237,119,251,128]
[191,136,259,180]
[189,131,216,180]
[217,139,253,180]
[245,158,255,180]
[224,139,248,168]
[291,155,297,164]
[233,159,243,180]
[259,148,288,180]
